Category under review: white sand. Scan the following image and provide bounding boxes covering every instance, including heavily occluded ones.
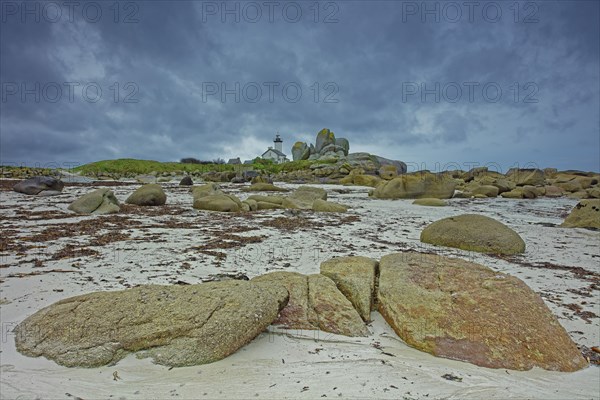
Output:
[1,181,598,399]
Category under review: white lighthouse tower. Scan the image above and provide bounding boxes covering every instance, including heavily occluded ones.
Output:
[274,133,283,152]
[261,132,289,164]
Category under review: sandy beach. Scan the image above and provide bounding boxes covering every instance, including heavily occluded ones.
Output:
[0,180,598,399]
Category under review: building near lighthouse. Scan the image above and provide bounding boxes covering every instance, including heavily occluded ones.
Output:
[261,134,289,164]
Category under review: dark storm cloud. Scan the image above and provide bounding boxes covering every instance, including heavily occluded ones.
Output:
[1,0,598,171]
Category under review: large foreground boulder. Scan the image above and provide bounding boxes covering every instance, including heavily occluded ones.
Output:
[420,214,525,254]
[68,189,120,215]
[377,252,588,371]
[13,176,64,196]
[371,173,456,199]
[14,281,289,368]
[252,272,368,337]
[561,199,600,229]
[126,184,166,206]
[320,256,378,322]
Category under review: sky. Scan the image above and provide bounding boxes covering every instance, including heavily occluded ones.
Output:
[1,0,599,173]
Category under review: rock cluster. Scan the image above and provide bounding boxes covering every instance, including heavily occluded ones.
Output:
[15,252,587,372]
[292,128,350,161]
[284,129,407,184]
[371,172,456,199]
[192,183,243,212]
[452,167,600,200]
[192,184,349,214]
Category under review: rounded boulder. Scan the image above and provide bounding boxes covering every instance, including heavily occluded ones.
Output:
[420,214,525,254]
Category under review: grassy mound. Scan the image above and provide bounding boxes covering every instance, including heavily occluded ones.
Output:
[73,159,235,176]
[73,158,339,177]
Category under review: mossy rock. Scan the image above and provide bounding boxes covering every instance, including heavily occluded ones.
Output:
[68,188,120,214]
[193,194,242,212]
[377,252,587,371]
[315,128,336,153]
[561,199,600,229]
[420,214,525,254]
[14,281,289,368]
[125,184,166,206]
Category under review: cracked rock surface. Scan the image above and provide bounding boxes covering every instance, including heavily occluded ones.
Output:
[320,256,378,322]
[14,281,289,367]
[252,271,369,337]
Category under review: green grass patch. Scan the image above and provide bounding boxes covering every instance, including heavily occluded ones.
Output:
[72,157,342,177]
[73,159,236,177]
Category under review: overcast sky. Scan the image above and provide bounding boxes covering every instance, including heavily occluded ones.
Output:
[1,0,599,172]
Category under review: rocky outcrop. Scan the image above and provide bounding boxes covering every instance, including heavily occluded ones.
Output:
[544,185,564,198]
[377,252,588,372]
[340,169,382,187]
[378,165,398,180]
[252,272,369,337]
[500,185,540,199]
[126,184,166,206]
[372,156,407,176]
[371,172,456,199]
[13,176,64,196]
[14,281,289,367]
[320,256,378,322]
[468,184,500,198]
[292,129,349,162]
[420,214,526,254]
[561,199,600,229]
[506,168,546,186]
[68,189,120,215]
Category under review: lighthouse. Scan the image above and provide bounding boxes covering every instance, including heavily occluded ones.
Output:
[274,133,283,152]
[261,133,289,164]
